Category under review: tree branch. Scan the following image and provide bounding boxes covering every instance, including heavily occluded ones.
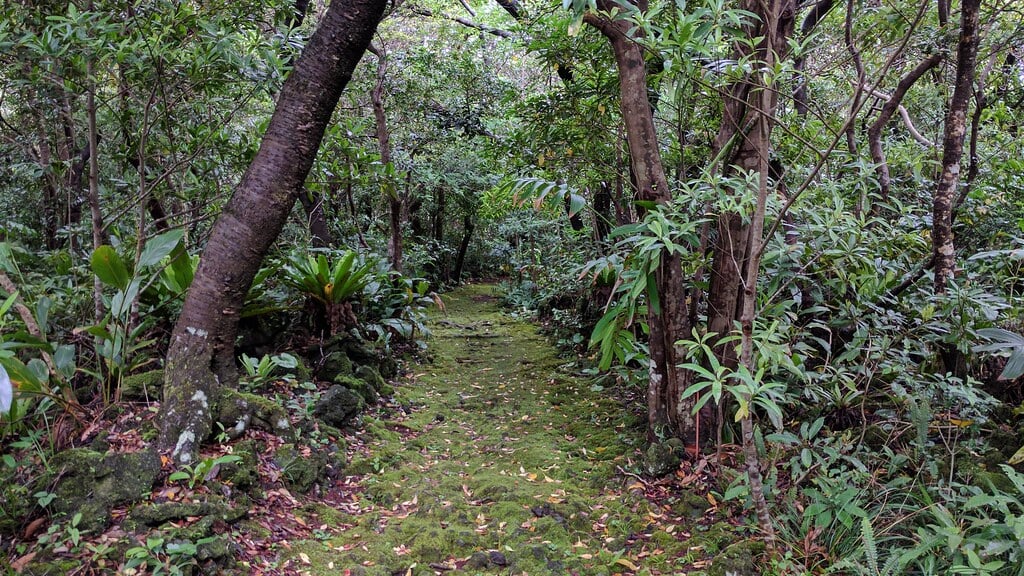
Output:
[410,7,513,38]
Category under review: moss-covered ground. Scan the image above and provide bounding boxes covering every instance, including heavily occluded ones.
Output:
[288,284,705,575]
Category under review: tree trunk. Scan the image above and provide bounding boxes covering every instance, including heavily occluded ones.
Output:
[792,0,835,116]
[867,53,943,206]
[158,0,387,466]
[453,215,475,283]
[586,4,695,442]
[706,0,796,369]
[298,189,334,249]
[86,60,106,327]
[369,44,404,273]
[933,0,981,293]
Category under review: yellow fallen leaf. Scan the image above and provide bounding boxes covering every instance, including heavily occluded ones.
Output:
[615,557,640,571]
[298,553,310,565]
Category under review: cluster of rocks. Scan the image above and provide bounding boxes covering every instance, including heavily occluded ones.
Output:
[10,331,396,574]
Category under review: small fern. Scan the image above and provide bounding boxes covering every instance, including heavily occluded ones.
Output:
[861,515,879,575]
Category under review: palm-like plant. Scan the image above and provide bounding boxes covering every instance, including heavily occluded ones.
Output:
[281,250,375,333]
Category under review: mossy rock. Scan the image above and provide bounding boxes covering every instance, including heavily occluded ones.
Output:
[972,468,1018,493]
[355,365,394,397]
[642,441,682,477]
[274,443,328,493]
[313,385,366,428]
[708,539,766,576]
[120,369,164,401]
[128,498,246,527]
[670,491,710,519]
[318,350,354,381]
[332,332,378,366]
[217,389,293,440]
[47,448,161,532]
[335,374,379,404]
[378,354,398,380]
[220,439,261,491]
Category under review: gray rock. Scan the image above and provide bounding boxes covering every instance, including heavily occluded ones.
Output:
[642,441,682,477]
[313,385,366,428]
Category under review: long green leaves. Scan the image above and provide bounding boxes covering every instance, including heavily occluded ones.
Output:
[281,250,374,304]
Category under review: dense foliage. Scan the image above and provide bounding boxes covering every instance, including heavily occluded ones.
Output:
[2,0,1024,572]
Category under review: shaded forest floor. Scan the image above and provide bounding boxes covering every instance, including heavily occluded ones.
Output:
[277,284,745,575]
[7,284,754,575]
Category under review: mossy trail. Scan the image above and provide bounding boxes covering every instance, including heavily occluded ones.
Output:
[293,284,699,575]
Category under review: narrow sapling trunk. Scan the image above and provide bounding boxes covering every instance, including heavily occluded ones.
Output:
[86,60,105,328]
[159,0,387,466]
[369,43,404,273]
[933,0,981,293]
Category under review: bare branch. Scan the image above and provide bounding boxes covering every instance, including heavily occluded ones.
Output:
[410,7,513,38]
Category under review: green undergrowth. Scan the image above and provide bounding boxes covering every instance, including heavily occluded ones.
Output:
[288,284,698,574]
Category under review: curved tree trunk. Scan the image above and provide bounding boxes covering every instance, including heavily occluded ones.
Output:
[586,4,695,442]
[158,0,387,465]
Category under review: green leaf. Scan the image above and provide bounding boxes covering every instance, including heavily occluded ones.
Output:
[0,355,41,394]
[91,245,131,289]
[138,229,185,268]
[0,291,18,318]
[1008,444,1024,465]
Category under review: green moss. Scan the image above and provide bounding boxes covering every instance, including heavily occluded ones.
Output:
[274,443,327,493]
[707,539,766,576]
[47,448,161,532]
[119,369,165,401]
[285,284,698,573]
[335,374,379,404]
[218,389,293,439]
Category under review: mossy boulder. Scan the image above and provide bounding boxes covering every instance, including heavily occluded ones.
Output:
[219,439,261,491]
[313,385,365,428]
[642,440,682,477]
[127,497,243,572]
[670,491,711,519]
[336,374,379,404]
[217,389,293,440]
[378,354,398,380]
[274,443,328,493]
[356,365,393,397]
[708,540,766,576]
[333,332,378,366]
[120,369,164,401]
[318,349,354,381]
[47,448,161,532]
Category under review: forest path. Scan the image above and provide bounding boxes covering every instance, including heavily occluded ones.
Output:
[292,284,695,575]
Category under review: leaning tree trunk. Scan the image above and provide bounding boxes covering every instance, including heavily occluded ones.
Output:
[158,0,387,466]
[933,0,981,294]
[586,3,696,443]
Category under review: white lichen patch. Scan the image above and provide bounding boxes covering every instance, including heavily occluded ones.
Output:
[185,326,209,338]
[234,415,249,434]
[277,418,290,430]
[174,431,196,465]
[190,390,209,410]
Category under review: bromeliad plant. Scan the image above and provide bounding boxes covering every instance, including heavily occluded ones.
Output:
[280,249,376,334]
